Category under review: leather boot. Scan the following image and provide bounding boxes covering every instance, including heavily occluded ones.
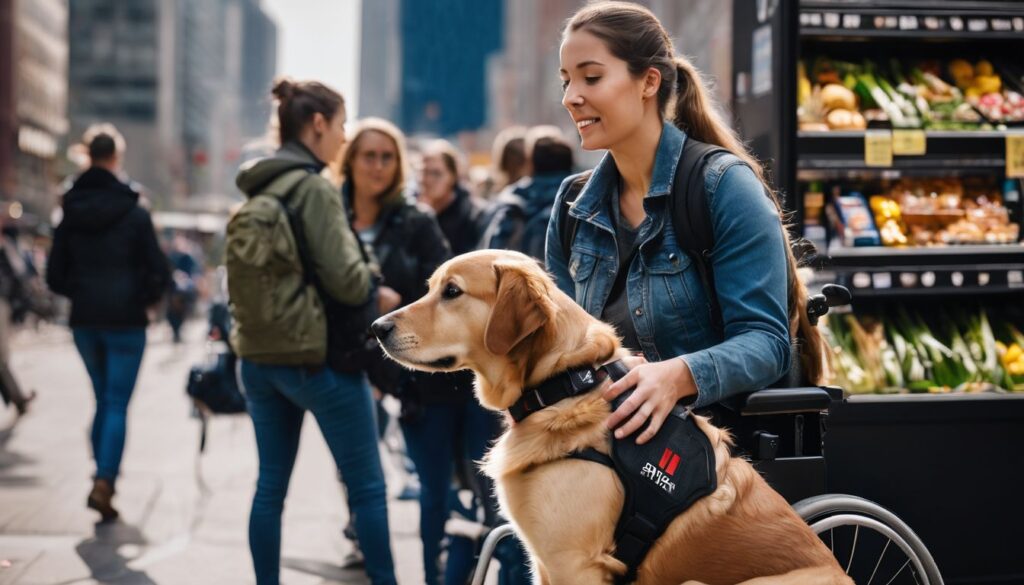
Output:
[87,478,119,522]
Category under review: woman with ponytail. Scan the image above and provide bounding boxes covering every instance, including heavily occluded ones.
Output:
[546,1,825,444]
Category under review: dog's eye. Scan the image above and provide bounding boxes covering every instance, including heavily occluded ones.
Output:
[442,283,463,300]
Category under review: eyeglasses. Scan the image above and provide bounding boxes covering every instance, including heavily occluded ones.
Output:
[358,150,397,167]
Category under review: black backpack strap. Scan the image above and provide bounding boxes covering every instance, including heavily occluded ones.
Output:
[557,173,591,258]
[670,139,729,333]
[276,170,320,289]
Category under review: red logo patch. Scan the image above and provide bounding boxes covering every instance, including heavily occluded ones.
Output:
[658,448,681,475]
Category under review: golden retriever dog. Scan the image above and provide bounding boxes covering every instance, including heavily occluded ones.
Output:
[372,250,851,585]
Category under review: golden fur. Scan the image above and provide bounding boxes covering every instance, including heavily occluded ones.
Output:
[376,250,852,585]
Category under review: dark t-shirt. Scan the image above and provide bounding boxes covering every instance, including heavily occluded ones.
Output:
[601,190,643,352]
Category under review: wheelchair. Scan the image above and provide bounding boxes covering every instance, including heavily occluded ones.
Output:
[470,286,944,585]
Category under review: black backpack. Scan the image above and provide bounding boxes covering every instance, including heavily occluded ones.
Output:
[557,138,812,388]
[480,190,554,261]
[557,138,731,333]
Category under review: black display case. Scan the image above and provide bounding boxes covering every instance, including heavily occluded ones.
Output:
[732,2,1024,583]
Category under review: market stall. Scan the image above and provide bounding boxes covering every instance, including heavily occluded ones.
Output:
[732,2,1024,583]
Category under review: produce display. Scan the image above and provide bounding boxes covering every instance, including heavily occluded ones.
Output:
[797,56,1024,131]
[824,308,1024,394]
[816,177,1020,247]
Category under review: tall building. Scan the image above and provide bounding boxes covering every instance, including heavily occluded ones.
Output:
[68,0,183,206]
[68,0,276,209]
[360,0,503,138]
[0,0,68,219]
[358,0,401,123]
[240,0,277,141]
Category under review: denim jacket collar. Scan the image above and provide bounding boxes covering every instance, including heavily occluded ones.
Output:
[568,122,686,227]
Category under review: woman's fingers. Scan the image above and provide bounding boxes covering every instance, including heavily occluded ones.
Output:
[612,400,654,439]
[604,389,643,430]
[603,366,639,402]
[636,407,669,445]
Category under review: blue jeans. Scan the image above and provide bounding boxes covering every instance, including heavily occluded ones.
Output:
[400,399,500,585]
[72,327,147,484]
[240,361,396,585]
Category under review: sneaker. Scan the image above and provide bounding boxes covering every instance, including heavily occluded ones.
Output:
[339,547,365,569]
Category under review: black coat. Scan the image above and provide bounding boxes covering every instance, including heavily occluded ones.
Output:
[434,186,485,256]
[47,167,170,328]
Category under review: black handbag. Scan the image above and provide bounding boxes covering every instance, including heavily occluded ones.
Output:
[186,351,246,414]
[279,182,382,374]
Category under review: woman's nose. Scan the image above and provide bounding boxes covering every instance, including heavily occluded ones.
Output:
[562,86,584,109]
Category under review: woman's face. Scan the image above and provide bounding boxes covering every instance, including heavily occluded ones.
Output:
[311,106,348,163]
[559,30,649,151]
[351,130,399,198]
[418,153,456,205]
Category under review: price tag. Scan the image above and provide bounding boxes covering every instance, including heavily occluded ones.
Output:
[892,129,926,155]
[1007,134,1024,178]
[865,130,893,167]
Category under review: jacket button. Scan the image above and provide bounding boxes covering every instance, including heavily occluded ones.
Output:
[668,252,677,262]
[634,308,643,316]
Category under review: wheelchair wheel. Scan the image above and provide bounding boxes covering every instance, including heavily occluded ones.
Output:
[794,494,943,585]
[470,524,516,585]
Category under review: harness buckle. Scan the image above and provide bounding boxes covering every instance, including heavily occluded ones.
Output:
[523,390,546,412]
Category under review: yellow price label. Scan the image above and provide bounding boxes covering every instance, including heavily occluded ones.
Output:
[892,129,926,155]
[864,130,893,167]
[1008,133,1024,179]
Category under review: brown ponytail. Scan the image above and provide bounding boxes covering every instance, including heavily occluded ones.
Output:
[565,2,830,384]
[270,77,345,145]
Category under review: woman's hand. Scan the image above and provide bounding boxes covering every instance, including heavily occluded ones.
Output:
[378,286,402,314]
[603,356,698,444]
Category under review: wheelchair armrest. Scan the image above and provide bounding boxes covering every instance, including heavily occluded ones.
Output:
[738,386,843,416]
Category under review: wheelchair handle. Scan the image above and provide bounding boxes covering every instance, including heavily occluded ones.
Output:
[806,284,852,326]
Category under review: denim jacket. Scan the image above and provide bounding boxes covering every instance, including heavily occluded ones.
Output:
[544,123,790,407]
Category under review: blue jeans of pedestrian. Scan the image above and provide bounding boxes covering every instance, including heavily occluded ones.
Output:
[240,361,396,585]
[72,327,147,484]
[400,398,500,585]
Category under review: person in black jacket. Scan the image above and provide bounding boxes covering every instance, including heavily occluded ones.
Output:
[46,124,170,522]
[341,121,484,585]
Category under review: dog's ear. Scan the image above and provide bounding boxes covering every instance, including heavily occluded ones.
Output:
[485,261,554,355]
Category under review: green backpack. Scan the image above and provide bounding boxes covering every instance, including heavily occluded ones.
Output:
[226,168,326,365]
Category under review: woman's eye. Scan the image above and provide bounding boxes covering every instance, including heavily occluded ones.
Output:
[585,76,601,85]
[560,79,569,92]
[442,284,463,300]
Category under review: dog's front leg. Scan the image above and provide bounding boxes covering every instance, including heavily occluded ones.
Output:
[537,551,621,585]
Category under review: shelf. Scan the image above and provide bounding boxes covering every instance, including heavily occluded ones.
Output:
[799,3,1024,40]
[797,130,1012,172]
[823,244,1024,298]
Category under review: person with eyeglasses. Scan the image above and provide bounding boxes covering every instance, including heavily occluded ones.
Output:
[339,122,487,584]
[399,139,503,584]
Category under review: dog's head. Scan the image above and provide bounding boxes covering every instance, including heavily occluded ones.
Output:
[371,250,620,410]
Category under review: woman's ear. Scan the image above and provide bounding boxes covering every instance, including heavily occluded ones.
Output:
[643,67,662,100]
[311,112,327,135]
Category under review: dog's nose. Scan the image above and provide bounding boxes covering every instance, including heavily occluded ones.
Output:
[371,318,395,341]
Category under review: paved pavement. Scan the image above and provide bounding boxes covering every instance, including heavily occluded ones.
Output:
[0,321,439,584]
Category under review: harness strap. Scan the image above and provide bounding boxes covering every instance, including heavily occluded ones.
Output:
[567,448,614,468]
[508,366,609,423]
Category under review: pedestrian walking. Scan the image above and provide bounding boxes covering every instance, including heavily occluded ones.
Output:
[228,78,397,585]
[0,218,38,414]
[46,123,171,521]
[479,125,576,260]
[166,234,201,344]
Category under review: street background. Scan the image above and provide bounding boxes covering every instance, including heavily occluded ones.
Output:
[0,321,429,585]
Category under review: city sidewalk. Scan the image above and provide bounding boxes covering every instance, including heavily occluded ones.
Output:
[0,321,429,584]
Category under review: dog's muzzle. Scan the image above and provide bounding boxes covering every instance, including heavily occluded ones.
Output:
[371,317,395,343]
